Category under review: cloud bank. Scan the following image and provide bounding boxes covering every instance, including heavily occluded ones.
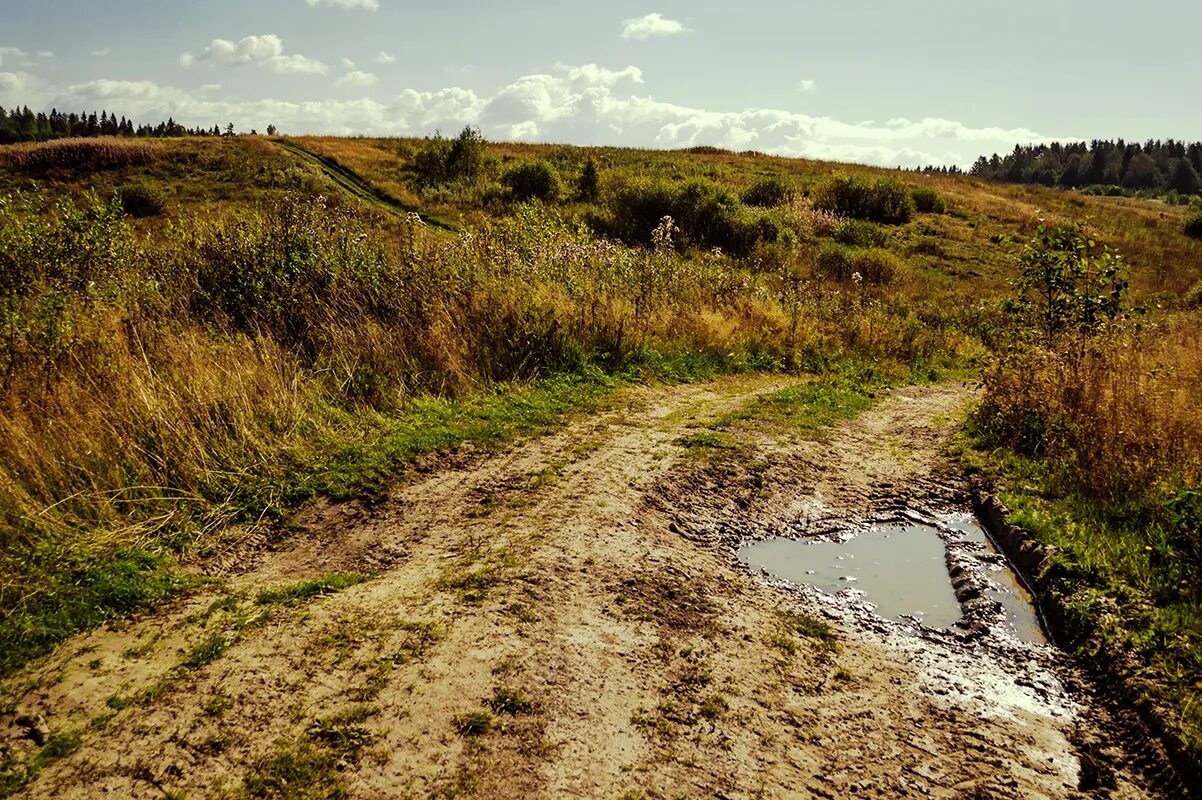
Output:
[0,60,1058,168]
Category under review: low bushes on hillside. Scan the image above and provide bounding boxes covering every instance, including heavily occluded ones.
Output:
[816,242,903,284]
[115,184,168,217]
[411,126,488,187]
[741,175,795,208]
[911,187,946,214]
[502,159,562,202]
[833,219,888,248]
[812,173,915,224]
[1185,212,1202,240]
[605,176,794,256]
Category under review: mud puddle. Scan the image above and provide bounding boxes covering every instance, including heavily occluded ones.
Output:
[740,524,961,629]
[739,513,1048,644]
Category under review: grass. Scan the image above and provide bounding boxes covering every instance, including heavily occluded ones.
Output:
[453,710,493,737]
[0,730,81,797]
[181,633,229,670]
[964,440,1202,759]
[256,574,367,606]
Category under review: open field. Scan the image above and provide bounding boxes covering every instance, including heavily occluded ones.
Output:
[1,133,1201,796]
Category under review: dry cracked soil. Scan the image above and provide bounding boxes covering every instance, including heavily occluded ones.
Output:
[0,375,1168,799]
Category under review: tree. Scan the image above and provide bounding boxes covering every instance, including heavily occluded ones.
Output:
[1121,152,1161,190]
[1170,158,1202,196]
[446,126,485,180]
[266,124,278,136]
[224,122,236,137]
[576,158,600,202]
[1012,223,1128,345]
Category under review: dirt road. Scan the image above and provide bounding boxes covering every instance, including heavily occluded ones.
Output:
[0,376,1163,798]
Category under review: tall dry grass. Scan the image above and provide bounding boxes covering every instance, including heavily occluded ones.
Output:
[0,137,162,171]
[0,189,973,672]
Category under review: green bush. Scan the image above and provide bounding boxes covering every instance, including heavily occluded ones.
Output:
[816,242,901,284]
[411,126,487,187]
[833,219,887,248]
[741,175,795,208]
[1185,212,1202,240]
[910,187,946,214]
[502,160,562,202]
[115,184,167,218]
[812,173,915,224]
[604,177,798,257]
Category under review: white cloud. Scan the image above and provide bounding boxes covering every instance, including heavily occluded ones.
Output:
[91,47,112,57]
[181,34,328,75]
[306,0,379,10]
[621,13,689,41]
[0,72,34,92]
[334,70,379,88]
[340,58,356,69]
[374,51,396,64]
[0,46,30,68]
[797,80,817,94]
[32,63,1061,169]
[36,51,54,59]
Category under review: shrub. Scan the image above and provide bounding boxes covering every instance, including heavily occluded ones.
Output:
[833,218,887,247]
[911,187,946,214]
[1183,279,1202,308]
[410,126,487,187]
[812,173,915,224]
[741,175,795,208]
[502,160,562,202]
[604,177,799,257]
[1185,212,1202,240]
[115,184,167,217]
[577,158,600,202]
[446,126,487,181]
[816,243,901,284]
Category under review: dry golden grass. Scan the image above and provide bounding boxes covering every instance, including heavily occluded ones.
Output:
[0,137,162,171]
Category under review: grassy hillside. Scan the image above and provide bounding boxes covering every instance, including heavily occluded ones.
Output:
[1,132,1201,763]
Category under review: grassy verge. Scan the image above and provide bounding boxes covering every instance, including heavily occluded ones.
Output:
[0,370,614,680]
[960,440,1202,763]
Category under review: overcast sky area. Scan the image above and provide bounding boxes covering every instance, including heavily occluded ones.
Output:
[2,0,1200,168]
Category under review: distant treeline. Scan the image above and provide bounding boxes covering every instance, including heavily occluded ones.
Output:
[0,106,271,144]
[966,139,1202,197]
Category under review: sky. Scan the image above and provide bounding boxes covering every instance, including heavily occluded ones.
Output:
[1,0,1200,168]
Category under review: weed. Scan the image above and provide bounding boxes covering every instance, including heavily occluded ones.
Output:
[453,711,493,737]
[241,742,347,799]
[181,632,229,670]
[487,687,533,715]
[256,574,367,606]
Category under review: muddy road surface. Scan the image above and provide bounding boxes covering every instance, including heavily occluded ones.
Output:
[1,376,1167,798]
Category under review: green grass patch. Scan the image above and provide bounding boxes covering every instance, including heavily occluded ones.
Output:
[715,379,876,436]
[453,710,493,737]
[256,574,367,606]
[962,435,1202,761]
[181,632,229,670]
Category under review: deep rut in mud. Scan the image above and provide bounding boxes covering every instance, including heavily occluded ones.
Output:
[0,377,1176,799]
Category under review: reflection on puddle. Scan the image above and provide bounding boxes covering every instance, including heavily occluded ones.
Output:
[740,519,1049,644]
[740,524,961,629]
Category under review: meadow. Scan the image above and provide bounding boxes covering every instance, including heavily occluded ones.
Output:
[1,130,1201,762]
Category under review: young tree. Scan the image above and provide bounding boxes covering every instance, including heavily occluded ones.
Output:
[576,158,600,202]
